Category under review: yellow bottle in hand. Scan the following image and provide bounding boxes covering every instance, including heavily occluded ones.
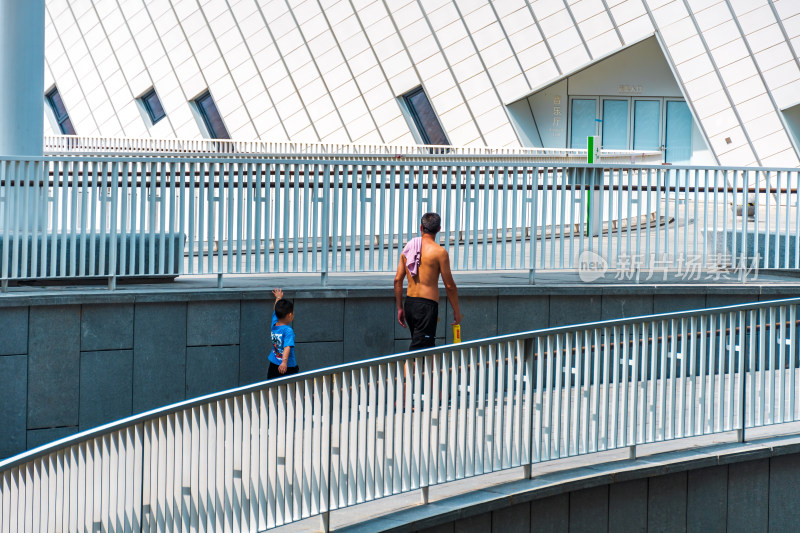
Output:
[452,324,461,343]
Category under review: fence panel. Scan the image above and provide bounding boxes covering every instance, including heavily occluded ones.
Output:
[5,299,800,530]
[2,157,799,282]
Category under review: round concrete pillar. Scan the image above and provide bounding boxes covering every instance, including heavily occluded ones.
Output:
[0,0,45,157]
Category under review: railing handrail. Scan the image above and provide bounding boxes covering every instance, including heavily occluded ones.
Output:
[4,154,798,173]
[3,294,799,474]
[42,134,661,156]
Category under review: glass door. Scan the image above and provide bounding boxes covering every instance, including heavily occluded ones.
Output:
[601,99,629,149]
[570,98,598,149]
[632,99,661,151]
[665,100,692,164]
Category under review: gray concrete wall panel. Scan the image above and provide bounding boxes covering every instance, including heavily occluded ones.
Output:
[447,296,496,343]
[549,295,602,327]
[768,454,800,532]
[81,303,134,351]
[497,295,549,335]
[531,493,569,532]
[79,350,133,430]
[239,300,271,385]
[0,355,27,457]
[187,301,240,346]
[418,523,454,533]
[704,294,759,309]
[647,472,687,533]
[570,486,608,533]
[27,306,80,428]
[133,302,187,412]
[26,426,78,450]
[652,294,705,314]
[454,512,490,533]
[295,341,344,372]
[727,459,768,533]
[186,345,240,398]
[608,478,647,533]
[0,307,27,355]
[343,298,395,362]
[294,298,344,342]
[601,295,653,321]
[687,466,727,533]
[395,339,418,355]
[492,501,530,532]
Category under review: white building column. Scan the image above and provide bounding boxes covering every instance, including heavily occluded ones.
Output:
[0,0,45,157]
[0,0,46,262]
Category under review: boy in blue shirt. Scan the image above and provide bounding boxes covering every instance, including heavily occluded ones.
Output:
[268,288,299,379]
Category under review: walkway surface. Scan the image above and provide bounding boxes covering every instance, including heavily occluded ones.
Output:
[3,268,800,303]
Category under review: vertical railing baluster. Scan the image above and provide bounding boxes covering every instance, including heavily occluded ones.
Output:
[789,306,797,422]
[668,319,677,440]
[632,323,642,444]
[621,324,630,445]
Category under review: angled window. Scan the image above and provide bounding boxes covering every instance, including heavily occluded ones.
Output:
[403,87,449,146]
[45,87,76,135]
[140,88,166,125]
[193,91,230,139]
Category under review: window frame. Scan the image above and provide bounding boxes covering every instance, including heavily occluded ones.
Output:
[402,86,449,147]
[140,88,166,125]
[664,97,693,164]
[632,98,663,151]
[567,97,600,149]
[600,98,630,150]
[193,91,230,140]
[567,95,687,155]
[45,87,76,135]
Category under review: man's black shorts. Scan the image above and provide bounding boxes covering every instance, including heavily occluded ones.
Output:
[267,362,300,380]
[404,296,438,350]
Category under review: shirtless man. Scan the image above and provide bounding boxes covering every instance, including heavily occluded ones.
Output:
[394,212,462,350]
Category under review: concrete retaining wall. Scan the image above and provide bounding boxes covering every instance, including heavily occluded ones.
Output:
[0,284,795,459]
[364,442,800,533]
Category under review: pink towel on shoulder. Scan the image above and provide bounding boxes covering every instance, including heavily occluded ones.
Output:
[402,237,422,276]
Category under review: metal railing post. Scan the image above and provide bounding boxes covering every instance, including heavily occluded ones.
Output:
[321,164,330,287]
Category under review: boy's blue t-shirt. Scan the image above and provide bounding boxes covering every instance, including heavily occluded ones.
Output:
[270,311,296,367]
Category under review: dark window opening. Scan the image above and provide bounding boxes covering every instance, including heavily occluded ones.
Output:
[141,88,166,124]
[194,91,230,139]
[404,87,449,148]
[46,87,76,135]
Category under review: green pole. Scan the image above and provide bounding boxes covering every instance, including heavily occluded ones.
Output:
[586,136,594,235]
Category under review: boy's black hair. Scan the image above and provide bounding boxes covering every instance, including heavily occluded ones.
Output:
[421,212,441,235]
[275,298,294,320]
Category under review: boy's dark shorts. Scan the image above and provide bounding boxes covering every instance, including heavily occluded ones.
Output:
[267,362,300,380]
[404,296,438,350]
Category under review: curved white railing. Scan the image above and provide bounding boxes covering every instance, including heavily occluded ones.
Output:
[2,298,799,531]
[43,135,663,164]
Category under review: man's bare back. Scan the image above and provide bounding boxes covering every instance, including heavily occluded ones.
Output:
[394,214,461,335]
[404,237,448,302]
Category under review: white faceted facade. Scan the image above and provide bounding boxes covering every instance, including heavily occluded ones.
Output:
[43,0,800,166]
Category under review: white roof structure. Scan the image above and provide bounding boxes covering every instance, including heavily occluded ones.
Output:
[42,0,800,167]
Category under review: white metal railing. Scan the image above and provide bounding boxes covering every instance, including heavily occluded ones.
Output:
[43,135,663,164]
[2,298,799,531]
[1,156,799,283]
